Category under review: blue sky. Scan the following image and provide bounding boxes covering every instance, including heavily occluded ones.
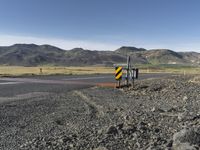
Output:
[0,0,200,51]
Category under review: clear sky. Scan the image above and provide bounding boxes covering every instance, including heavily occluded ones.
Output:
[0,0,200,51]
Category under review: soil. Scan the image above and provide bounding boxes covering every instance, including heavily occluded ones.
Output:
[0,75,199,150]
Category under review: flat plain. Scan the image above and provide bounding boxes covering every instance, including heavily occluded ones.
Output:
[0,66,200,77]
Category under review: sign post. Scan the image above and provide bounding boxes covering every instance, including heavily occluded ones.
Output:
[114,56,139,88]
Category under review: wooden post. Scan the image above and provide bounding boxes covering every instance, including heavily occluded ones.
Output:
[40,68,43,74]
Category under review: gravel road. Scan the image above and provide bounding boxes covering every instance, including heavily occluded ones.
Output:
[0,74,199,150]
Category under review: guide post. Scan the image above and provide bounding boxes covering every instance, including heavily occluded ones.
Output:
[114,56,139,88]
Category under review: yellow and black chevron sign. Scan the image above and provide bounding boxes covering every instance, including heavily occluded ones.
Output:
[115,66,122,80]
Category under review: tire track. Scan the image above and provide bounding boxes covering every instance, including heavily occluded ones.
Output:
[73,91,105,119]
[0,92,50,104]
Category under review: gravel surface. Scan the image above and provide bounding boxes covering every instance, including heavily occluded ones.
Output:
[0,75,199,150]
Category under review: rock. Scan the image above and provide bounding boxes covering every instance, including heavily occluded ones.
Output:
[166,140,173,148]
[173,128,200,149]
[154,128,160,133]
[107,126,118,135]
[117,123,124,130]
[178,112,186,121]
[122,125,137,135]
[151,107,165,113]
[69,144,74,148]
[149,84,163,91]
[123,115,130,120]
[62,136,72,143]
[94,146,108,150]
[183,96,188,101]
[191,114,200,121]
[167,107,178,112]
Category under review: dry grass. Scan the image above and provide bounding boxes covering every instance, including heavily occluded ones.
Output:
[0,66,199,77]
[0,66,114,76]
[141,68,200,75]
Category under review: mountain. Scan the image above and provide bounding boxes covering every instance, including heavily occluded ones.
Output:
[115,46,146,54]
[0,44,126,66]
[142,49,186,64]
[0,44,199,66]
[0,44,66,66]
[179,52,200,65]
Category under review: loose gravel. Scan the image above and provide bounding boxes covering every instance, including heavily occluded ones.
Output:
[0,75,200,150]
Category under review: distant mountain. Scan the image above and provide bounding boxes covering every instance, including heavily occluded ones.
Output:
[115,46,146,54]
[0,44,199,66]
[0,44,126,66]
[143,49,186,64]
[179,52,200,65]
[0,44,65,66]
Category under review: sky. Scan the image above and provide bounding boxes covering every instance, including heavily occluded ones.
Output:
[0,0,200,52]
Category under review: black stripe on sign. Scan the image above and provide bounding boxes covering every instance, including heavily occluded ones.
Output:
[115,68,122,77]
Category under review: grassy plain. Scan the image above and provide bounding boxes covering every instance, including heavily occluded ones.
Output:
[0,66,114,76]
[0,65,199,77]
[136,64,200,74]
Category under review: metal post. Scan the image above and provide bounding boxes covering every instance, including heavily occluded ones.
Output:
[118,80,121,88]
[126,56,130,86]
[126,69,129,86]
[132,68,135,87]
[135,68,139,79]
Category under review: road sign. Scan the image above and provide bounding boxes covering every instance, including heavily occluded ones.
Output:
[114,56,139,88]
[115,66,122,80]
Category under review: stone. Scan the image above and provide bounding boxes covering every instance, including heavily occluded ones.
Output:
[173,128,200,149]
[107,126,118,135]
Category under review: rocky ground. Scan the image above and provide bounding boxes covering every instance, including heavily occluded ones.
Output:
[0,75,200,150]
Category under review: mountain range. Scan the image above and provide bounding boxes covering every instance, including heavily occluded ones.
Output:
[0,44,199,66]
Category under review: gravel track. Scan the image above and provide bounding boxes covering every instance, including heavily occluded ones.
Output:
[0,75,200,150]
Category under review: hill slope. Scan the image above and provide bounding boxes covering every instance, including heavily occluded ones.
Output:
[0,44,126,66]
[0,44,199,66]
